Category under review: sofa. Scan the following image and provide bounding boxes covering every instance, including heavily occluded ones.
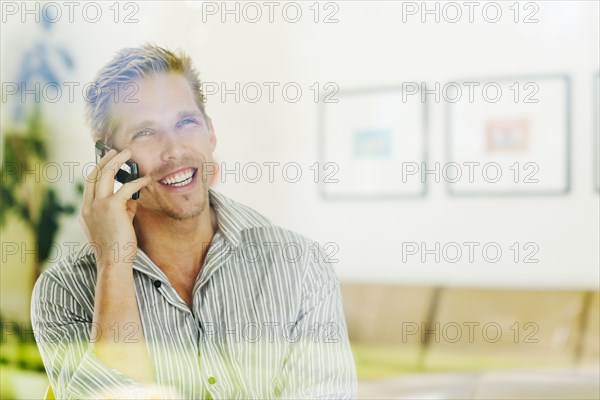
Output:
[341,284,600,399]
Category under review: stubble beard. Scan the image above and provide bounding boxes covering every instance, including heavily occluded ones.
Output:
[157,183,209,221]
[148,157,213,221]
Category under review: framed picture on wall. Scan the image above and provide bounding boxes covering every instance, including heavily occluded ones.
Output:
[446,75,571,196]
[319,86,427,199]
[594,72,600,193]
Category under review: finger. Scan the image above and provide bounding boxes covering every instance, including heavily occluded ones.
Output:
[98,148,118,170]
[95,148,134,199]
[82,149,118,209]
[83,149,118,200]
[114,175,153,202]
[81,165,99,215]
[88,148,119,201]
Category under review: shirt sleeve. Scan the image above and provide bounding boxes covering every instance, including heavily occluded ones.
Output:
[30,269,151,399]
[277,242,358,399]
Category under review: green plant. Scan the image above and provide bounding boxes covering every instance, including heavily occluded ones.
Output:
[1,106,82,281]
[0,313,46,373]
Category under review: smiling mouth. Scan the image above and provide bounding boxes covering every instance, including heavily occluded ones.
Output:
[159,168,197,187]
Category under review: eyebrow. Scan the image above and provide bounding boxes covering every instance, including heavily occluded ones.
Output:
[126,110,203,135]
[177,110,203,119]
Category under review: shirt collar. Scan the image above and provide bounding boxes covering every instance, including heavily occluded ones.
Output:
[132,188,272,280]
[207,187,272,248]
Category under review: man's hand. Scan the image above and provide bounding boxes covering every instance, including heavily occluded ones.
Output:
[78,147,155,385]
[80,148,152,268]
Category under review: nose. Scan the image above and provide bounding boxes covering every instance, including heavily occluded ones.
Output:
[159,131,184,162]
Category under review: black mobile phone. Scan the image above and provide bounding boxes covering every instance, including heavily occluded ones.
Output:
[95,140,140,200]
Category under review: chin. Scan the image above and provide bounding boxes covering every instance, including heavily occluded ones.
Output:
[140,186,209,221]
[162,200,206,221]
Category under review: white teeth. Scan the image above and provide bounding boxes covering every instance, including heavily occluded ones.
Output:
[169,176,193,187]
[160,169,195,186]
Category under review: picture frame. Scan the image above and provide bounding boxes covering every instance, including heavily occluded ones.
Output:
[446,75,571,196]
[318,86,428,200]
[594,72,600,193]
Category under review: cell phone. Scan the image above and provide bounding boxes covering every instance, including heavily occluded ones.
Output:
[95,140,140,200]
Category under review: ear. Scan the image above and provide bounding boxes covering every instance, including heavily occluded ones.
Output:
[207,116,217,152]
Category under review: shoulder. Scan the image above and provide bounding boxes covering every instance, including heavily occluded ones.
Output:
[31,243,97,308]
[209,188,274,229]
[210,189,316,246]
[242,225,317,255]
[230,210,340,306]
[226,197,336,285]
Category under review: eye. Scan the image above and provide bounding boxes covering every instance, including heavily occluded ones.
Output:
[133,129,152,138]
[177,118,199,127]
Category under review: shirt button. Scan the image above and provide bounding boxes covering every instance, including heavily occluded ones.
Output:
[208,376,216,385]
[153,280,162,288]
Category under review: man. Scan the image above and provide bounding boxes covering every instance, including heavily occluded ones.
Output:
[31,44,357,399]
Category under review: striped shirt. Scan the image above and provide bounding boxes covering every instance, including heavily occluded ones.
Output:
[31,188,357,399]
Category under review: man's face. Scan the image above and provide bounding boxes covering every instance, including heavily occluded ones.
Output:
[110,72,216,220]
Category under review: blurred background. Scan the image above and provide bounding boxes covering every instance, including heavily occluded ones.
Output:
[1,1,599,398]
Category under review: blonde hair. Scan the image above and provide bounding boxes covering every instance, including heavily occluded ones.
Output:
[85,43,206,144]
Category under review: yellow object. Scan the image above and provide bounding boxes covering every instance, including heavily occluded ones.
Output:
[45,385,54,400]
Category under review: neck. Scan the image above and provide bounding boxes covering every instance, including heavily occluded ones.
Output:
[133,202,218,278]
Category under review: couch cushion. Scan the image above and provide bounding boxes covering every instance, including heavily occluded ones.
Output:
[424,288,586,370]
[579,291,599,367]
[341,284,436,377]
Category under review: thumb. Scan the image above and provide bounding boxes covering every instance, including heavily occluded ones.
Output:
[125,198,139,219]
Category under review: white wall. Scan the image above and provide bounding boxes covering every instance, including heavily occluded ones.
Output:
[2,1,598,290]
